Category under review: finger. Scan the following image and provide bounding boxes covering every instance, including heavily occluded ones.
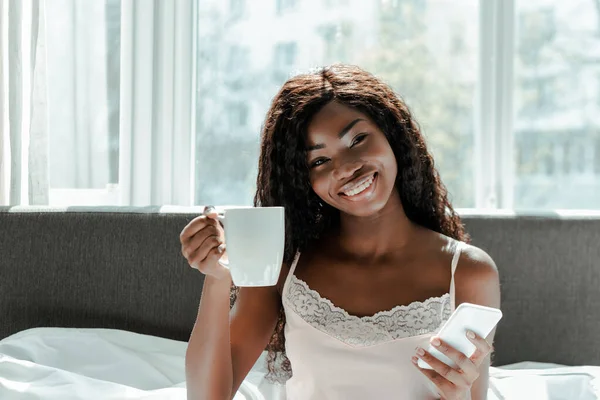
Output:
[185,222,221,256]
[414,347,468,386]
[181,218,220,256]
[429,337,478,379]
[203,205,222,222]
[207,212,224,230]
[180,215,214,243]
[466,330,494,366]
[412,356,454,394]
[205,244,226,268]
[205,210,219,220]
[203,205,216,215]
[188,234,223,267]
[191,246,228,280]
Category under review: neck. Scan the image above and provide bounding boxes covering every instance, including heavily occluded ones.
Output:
[333,192,418,260]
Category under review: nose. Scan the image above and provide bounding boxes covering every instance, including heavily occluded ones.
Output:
[332,160,362,181]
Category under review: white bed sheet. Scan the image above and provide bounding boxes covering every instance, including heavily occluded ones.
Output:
[0,328,598,400]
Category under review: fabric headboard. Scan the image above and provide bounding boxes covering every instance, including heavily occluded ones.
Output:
[1,206,599,367]
[0,206,204,343]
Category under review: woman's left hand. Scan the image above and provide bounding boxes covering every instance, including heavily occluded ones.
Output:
[412,331,493,400]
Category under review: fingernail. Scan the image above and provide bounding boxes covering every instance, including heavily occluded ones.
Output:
[217,244,226,253]
[416,347,425,356]
[203,205,215,215]
[467,330,476,339]
[431,337,441,347]
[411,356,418,364]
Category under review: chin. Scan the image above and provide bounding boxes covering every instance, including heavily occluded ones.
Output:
[341,201,388,218]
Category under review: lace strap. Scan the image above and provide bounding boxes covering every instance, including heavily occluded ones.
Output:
[450,241,464,311]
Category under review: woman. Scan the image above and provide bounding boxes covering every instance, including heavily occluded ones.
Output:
[180,64,501,399]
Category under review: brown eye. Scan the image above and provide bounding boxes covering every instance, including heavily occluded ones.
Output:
[351,133,368,147]
[310,158,329,168]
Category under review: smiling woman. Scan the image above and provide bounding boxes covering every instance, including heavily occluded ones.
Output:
[183,64,500,400]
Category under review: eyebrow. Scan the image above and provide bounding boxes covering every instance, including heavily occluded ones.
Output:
[307,118,365,152]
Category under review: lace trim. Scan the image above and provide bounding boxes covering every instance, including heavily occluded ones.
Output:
[285,275,452,347]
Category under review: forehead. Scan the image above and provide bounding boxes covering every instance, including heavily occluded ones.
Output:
[306,101,368,142]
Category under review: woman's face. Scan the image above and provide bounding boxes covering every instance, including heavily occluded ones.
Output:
[306,101,398,217]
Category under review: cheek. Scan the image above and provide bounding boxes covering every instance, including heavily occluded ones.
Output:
[310,173,325,196]
[387,162,398,187]
[386,151,398,177]
[309,172,330,199]
[377,146,398,182]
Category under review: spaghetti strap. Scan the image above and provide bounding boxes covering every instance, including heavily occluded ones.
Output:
[449,241,464,312]
[283,252,301,294]
[451,241,463,276]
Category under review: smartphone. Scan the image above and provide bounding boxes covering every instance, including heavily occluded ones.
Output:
[417,302,502,370]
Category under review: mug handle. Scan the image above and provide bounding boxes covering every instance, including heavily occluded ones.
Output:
[203,206,229,269]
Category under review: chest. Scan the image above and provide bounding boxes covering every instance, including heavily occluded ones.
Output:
[284,271,452,348]
[293,252,452,319]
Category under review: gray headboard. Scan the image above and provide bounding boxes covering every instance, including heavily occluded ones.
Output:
[1,206,599,367]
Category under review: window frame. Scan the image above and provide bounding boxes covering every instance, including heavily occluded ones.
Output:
[474,0,515,210]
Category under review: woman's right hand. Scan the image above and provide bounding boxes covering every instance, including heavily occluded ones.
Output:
[180,206,230,280]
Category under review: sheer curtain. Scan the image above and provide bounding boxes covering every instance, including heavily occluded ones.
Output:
[119,0,194,206]
[0,0,195,207]
[0,0,45,206]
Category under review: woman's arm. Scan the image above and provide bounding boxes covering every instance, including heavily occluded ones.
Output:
[185,269,286,400]
[413,244,500,400]
[454,245,501,400]
[181,210,287,399]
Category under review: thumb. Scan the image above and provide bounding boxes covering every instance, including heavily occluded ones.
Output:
[203,205,219,220]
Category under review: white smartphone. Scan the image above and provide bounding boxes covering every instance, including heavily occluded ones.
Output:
[417,302,502,370]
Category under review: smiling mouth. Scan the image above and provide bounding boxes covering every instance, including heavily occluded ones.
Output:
[339,173,377,197]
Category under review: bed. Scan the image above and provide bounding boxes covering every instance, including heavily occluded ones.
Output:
[2,327,599,399]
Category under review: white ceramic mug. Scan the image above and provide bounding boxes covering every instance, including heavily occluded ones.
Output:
[210,206,285,287]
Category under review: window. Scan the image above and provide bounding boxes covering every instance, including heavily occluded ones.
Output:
[595,137,600,174]
[195,0,480,207]
[229,0,245,21]
[6,0,600,210]
[225,45,251,89]
[273,42,298,80]
[274,42,297,68]
[324,0,350,7]
[318,22,354,64]
[276,0,296,15]
[514,0,600,209]
[228,102,249,128]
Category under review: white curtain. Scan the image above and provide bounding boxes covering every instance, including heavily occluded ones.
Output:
[0,0,45,206]
[1,0,194,207]
[0,0,5,205]
[119,0,194,206]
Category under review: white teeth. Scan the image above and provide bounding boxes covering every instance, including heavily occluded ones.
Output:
[342,175,375,197]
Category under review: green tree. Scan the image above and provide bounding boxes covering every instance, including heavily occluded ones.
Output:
[362,0,475,206]
[513,0,600,208]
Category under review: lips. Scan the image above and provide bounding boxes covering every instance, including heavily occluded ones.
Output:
[339,173,377,197]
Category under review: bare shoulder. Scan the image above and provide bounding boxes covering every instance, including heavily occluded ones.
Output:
[454,242,501,308]
[458,242,498,276]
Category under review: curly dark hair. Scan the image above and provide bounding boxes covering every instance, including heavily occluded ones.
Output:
[231,64,469,382]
